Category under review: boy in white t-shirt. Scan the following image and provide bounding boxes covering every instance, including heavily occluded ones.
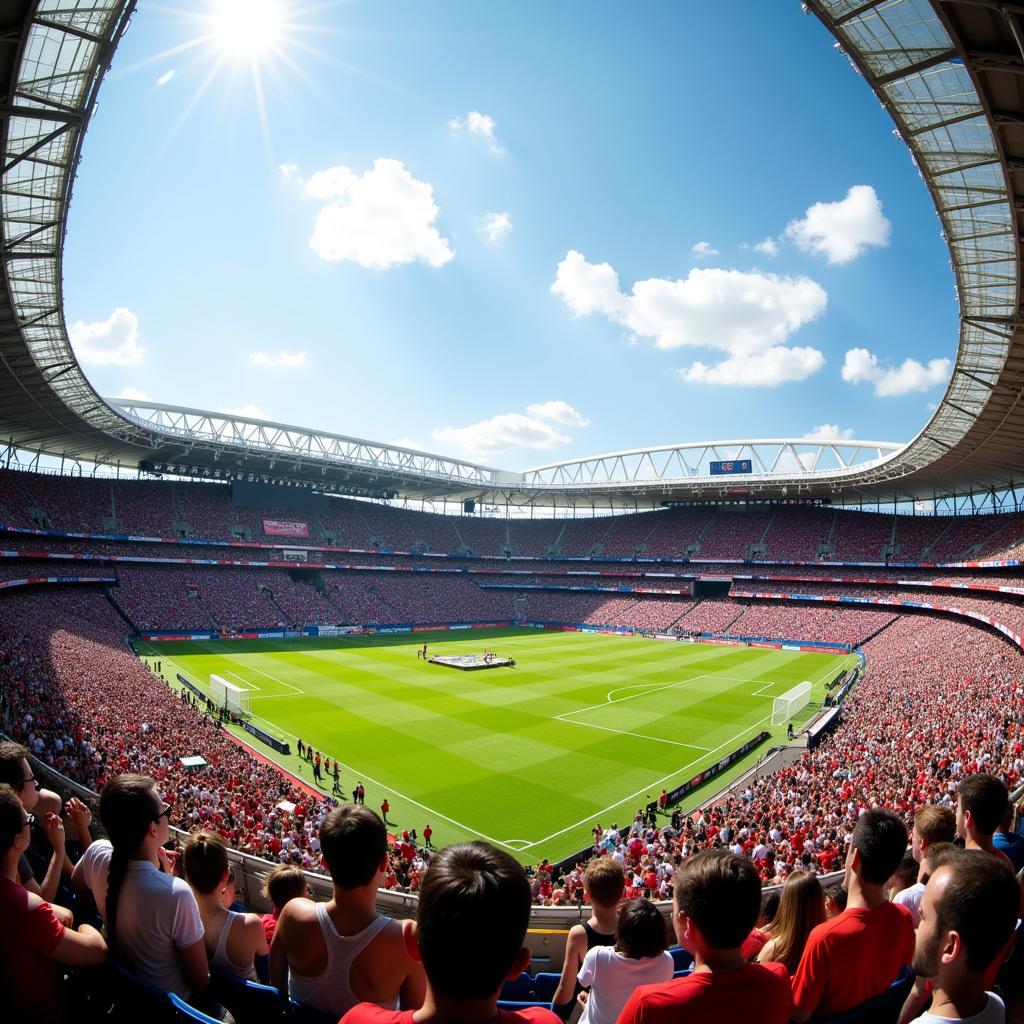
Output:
[577,899,673,1024]
[908,849,1019,1024]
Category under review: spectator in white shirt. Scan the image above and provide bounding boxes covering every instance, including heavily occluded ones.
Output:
[907,850,1019,1024]
[577,899,673,1024]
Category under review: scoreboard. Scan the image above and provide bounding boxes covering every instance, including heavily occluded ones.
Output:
[709,459,752,476]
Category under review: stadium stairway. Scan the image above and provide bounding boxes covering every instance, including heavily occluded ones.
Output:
[103,587,140,634]
[919,518,954,561]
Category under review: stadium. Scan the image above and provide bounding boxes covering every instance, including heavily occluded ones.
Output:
[4,2,1024,1023]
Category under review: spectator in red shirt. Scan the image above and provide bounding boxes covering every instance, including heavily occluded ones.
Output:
[791,807,915,1022]
[259,864,308,945]
[907,850,1019,1023]
[956,773,1009,859]
[341,840,560,1024]
[617,850,793,1024]
[0,785,106,1024]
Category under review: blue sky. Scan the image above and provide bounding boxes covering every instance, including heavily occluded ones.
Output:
[62,0,959,469]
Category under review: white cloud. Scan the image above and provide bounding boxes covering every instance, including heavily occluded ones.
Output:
[156,69,175,87]
[841,347,952,397]
[754,237,779,257]
[679,346,825,388]
[278,162,302,186]
[69,307,144,366]
[784,185,891,264]
[804,423,854,441]
[302,158,454,269]
[217,404,268,420]
[526,400,589,427]
[432,412,572,458]
[551,250,828,387]
[116,386,151,402]
[392,436,424,451]
[691,240,719,258]
[250,350,307,368]
[479,211,512,245]
[449,110,503,154]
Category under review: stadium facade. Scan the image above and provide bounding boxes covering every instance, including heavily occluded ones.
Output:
[2,1,1024,512]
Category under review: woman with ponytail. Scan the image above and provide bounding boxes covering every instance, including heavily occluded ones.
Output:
[74,773,209,998]
[183,830,268,982]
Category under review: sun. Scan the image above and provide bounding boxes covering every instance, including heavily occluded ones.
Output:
[208,0,286,59]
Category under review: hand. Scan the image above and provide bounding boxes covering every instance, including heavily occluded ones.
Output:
[65,797,92,832]
[44,811,66,852]
[577,992,589,1009]
[157,847,181,876]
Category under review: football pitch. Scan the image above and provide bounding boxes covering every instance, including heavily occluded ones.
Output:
[136,630,854,864]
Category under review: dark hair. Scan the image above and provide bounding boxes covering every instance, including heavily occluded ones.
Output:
[319,805,387,889]
[0,784,24,854]
[921,842,960,882]
[892,854,919,890]
[182,830,229,895]
[958,774,1009,838]
[0,742,29,789]
[616,898,669,960]
[99,774,161,950]
[674,850,760,951]
[850,808,908,885]
[915,805,956,845]
[584,857,625,907]
[823,883,847,913]
[761,889,781,925]
[416,841,531,1000]
[263,864,307,910]
[933,850,1020,973]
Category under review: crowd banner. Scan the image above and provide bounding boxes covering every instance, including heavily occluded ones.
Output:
[262,519,310,538]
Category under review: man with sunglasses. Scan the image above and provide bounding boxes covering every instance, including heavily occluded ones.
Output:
[0,740,80,910]
[0,784,106,1024]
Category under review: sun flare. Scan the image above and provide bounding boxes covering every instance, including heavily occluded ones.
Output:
[208,0,286,59]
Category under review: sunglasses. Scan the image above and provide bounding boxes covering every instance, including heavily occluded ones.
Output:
[154,799,174,823]
[21,775,41,792]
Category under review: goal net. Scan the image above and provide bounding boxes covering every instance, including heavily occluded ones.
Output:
[771,681,812,727]
[210,673,251,717]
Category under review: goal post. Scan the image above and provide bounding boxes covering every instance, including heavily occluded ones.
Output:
[771,681,812,727]
[210,673,251,717]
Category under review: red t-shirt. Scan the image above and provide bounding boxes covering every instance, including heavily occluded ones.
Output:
[260,912,278,946]
[617,961,792,1024]
[0,876,66,1024]
[341,1004,561,1024]
[792,903,915,1019]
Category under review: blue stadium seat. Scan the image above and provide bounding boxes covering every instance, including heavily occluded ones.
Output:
[672,968,694,979]
[169,993,221,1024]
[289,997,344,1024]
[818,966,914,1024]
[533,972,561,1003]
[498,1001,557,1013]
[209,968,286,1024]
[668,946,693,973]
[500,972,536,1002]
[105,960,176,1024]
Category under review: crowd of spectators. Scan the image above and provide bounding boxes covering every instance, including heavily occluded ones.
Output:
[0,588,337,867]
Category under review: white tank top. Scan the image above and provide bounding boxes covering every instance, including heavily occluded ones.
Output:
[287,904,395,1015]
[211,910,259,982]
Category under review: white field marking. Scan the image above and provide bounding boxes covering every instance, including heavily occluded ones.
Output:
[225,670,261,692]
[232,660,303,693]
[520,653,856,853]
[562,672,755,722]
[250,693,308,702]
[556,717,712,753]
[751,682,775,697]
[138,638,853,855]
[518,711,775,852]
[501,840,532,850]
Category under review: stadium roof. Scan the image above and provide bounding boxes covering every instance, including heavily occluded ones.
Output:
[1,0,1024,510]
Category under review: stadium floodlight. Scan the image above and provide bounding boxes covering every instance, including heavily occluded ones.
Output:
[210,673,251,717]
[771,681,812,727]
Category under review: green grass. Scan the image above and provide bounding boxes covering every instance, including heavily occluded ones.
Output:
[135,629,854,864]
